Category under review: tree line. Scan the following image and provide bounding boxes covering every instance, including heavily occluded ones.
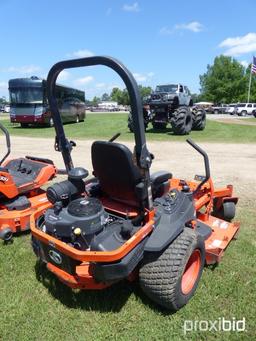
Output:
[89,85,152,106]
[89,55,256,106]
[198,55,256,104]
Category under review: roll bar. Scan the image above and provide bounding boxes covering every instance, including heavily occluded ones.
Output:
[0,123,11,165]
[47,56,152,171]
[46,56,153,209]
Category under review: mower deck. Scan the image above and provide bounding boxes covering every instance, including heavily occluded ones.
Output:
[0,193,49,234]
[203,215,240,264]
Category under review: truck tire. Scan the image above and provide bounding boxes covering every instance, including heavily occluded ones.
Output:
[139,228,205,311]
[20,123,29,128]
[128,114,148,132]
[170,106,192,135]
[152,122,167,130]
[192,109,206,131]
[128,114,134,132]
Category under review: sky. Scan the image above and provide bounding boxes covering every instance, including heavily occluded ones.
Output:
[0,0,256,99]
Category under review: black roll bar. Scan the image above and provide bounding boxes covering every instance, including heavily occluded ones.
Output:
[46,56,153,209]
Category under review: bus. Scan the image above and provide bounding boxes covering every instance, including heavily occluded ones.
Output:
[9,76,86,127]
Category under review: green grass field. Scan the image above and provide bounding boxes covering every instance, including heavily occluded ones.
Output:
[1,113,256,143]
[0,205,255,341]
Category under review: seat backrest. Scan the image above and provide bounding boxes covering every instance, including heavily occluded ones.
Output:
[91,141,142,206]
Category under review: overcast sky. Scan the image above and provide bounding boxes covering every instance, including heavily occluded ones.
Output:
[0,0,256,99]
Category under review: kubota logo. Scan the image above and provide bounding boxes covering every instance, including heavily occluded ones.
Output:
[49,250,62,264]
[0,176,8,182]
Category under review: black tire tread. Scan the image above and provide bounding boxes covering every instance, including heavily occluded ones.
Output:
[170,106,192,135]
[192,109,206,131]
[139,228,203,310]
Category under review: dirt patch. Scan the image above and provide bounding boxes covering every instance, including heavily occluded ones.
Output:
[4,136,255,206]
[213,117,256,126]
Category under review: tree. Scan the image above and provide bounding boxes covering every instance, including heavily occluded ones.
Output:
[110,85,152,105]
[92,96,100,106]
[138,85,152,99]
[101,93,110,101]
[0,96,7,104]
[199,55,246,103]
[110,87,124,104]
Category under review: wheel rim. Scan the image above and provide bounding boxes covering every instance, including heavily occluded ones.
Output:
[76,116,79,123]
[181,249,201,295]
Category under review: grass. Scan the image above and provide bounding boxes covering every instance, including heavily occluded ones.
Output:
[1,113,256,143]
[0,205,255,340]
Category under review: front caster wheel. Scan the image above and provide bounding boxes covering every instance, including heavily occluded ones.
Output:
[0,228,13,242]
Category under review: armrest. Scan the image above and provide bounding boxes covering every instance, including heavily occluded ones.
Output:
[150,171,172,186]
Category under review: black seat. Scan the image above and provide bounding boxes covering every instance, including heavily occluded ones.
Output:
[91,141,143,207]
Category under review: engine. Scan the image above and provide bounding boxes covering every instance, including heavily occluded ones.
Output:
[43,197,109,250]
[38,167,134,251]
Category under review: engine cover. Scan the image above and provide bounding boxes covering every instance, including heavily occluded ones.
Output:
[44,197,108,249]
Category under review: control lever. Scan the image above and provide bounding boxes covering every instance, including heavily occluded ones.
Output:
[186,138,210,194]
[109,132,121,142]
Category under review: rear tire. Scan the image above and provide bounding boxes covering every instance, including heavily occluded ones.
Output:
[20,123,29,128]
[239,110,247,117]
[128,114,134,132]
[171,106,192,135]
[192,109,206,131]
[128,113,147,132]
[139,228,205,311]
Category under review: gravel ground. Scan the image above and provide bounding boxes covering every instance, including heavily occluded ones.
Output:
[3,136,255,206]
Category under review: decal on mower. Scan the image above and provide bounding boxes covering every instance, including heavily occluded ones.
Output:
[48,250,62,265]
[208,240,223,248]
[212,219,228,229]
[0,175,8,182]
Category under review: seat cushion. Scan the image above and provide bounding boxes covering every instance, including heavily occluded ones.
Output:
[91,141,142,206]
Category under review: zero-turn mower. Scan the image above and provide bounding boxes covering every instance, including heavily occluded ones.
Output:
[30,56,240,311]
[0,123,57,242]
